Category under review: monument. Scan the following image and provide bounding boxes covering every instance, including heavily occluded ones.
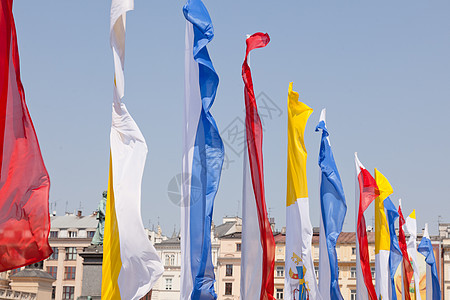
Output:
[78,192,106,300]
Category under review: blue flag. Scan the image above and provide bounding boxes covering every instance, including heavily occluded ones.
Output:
[181,0,224,299]
[384,197,403,300]
[316,109,347,300]
[418,224,441,300]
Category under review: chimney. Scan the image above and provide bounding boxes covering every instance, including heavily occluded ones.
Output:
[77,210,82,217]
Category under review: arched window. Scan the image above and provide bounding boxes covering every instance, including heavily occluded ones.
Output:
[170,254,175,266]
[165,255,170,266]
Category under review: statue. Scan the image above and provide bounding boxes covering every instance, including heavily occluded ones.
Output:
[91,191,107,245]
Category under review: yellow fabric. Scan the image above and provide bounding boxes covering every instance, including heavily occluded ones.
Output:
[374,169,392,253]
[286,82,313,206]
[101,155,122,299]
[409,210,416,220]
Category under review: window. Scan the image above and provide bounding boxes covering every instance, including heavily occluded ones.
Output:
[225,282,232,295]
[50,231,58,238]
[226,264,233,276]
[87,231,96,238]
[65,247,77,260]
[49,247,59,260]
[371,267,375,279]
[64,267,76,280]
[352,247,356,255]
[68,231,77,238]
[62,286,74,299]
[165,255,170,265]
[51,286,56,299]
[170,255,175,266]
[350,267,356,278]
[314,266,319,278]
[276,266,284,277]
[276,288,284,300]
[236,243,241,252]
[165,278,172,290]
[47,266,57,278]
[351,289,356,300]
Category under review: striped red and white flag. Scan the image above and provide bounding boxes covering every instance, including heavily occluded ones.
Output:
[240,32,275,300]
[354,153,377,300]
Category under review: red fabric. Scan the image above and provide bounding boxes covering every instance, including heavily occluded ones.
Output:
[0,0,52,272]
[242,32,275,300]
[398,205,414,300]
[356,167,378,300]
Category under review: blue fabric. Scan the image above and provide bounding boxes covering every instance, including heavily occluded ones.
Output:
[384,197,403,300]
[418,235,441,300]
[315,119,347,300]
[297,266,307,300]
[183,1,224,299]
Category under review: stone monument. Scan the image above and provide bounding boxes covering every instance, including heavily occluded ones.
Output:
[78,192,106,300]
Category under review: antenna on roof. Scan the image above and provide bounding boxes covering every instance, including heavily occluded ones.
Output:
[236,200,240,218]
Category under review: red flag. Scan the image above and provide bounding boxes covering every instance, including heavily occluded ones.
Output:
[355,154,378,300]
[0,0,52,271]
[241,32,275,300]
[398,202,414,300]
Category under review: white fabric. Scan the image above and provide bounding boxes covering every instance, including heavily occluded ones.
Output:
[180,21,202,300]
[406,214,422,300]
[318,212,331,299]
[375,250,390,299]
[240,145,263,299]
[109,1,163,298]
[285,198,322,300]
[354,153,369,300]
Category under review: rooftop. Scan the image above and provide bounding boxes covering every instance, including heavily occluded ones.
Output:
[50,214,97,229]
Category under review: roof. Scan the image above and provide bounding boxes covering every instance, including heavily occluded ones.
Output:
[156,236,181,246]
[51,215,98,229]
[214,222,236,238]
[11,269,55,280]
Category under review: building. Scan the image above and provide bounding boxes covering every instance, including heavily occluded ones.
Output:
[152,224,219,300]
[44,213,98,299]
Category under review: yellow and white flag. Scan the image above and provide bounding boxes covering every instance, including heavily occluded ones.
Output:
[101,1,163,299]
[285,83,322,300]
[374,169,393,300]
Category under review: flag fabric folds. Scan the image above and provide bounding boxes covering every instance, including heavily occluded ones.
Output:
[374,169,393,300]
[418,223,441,300]
[284,83,321,300]
[384,197,403,300]
[181,0,224,299]
[354,153,378,300]
[0,0,52,271]
[316,109,346,300]
[240,32,275,300]
[398,200,414,300]
[406,210,422,300]
[101,1,163,299]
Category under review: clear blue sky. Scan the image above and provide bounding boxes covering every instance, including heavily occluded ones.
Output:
[12,0,450,236]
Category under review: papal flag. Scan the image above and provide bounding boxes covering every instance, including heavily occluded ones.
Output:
[101,1,163,299]
[284,83,321,300]
[374,169,393,300]
[418,223,441,300]
[240,32,275,300]
[406,210,422,300]
[354,153,377,300]
[180,0,224,299]
[0,0,52,271]
[316,109,346,300]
